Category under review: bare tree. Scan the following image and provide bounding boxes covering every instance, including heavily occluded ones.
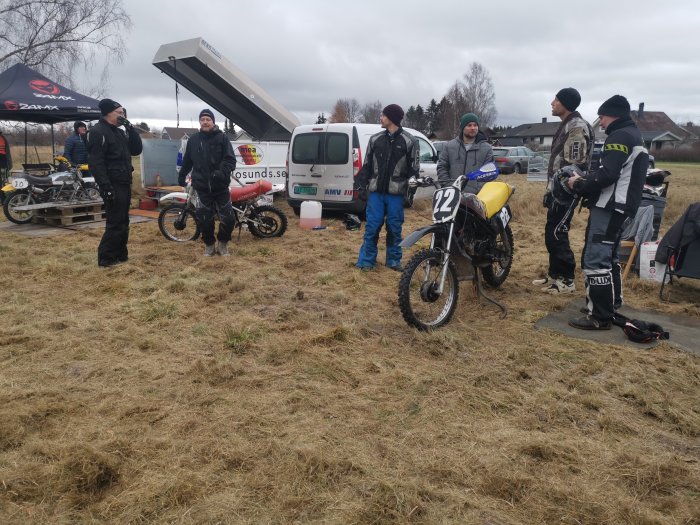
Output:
[359,100,382,124]
[329,98,361,123]
[439,63,497,136]
[0,0,132,86]
[462,62,497,128]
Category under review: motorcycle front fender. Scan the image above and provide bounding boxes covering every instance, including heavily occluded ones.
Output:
[159,192,188,204]
[400,224,445,248]
[1,183,14,193]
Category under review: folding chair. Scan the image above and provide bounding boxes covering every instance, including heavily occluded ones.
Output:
[619,205,654,281]
[659,233,700,299]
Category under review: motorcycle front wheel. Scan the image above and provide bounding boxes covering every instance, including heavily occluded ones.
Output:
[398,248,459,331]
[483,224,514,288]
[247,205,288,238]
[3,190,35,224]
[158,204,200,242]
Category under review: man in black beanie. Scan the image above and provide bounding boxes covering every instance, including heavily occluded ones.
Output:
[566,95,649,330]
[87,98,143,267]
[355,104,419,271]
[178,108,237,257]
[533,87,593,294]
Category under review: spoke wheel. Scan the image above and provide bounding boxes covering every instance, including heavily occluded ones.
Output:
[483,225,514,288]
[3,190,35,224]
[158,204,200,242]
[248,205,288,238]
[398,248,459,331]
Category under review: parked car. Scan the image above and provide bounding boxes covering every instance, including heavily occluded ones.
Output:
[591,141,655,170]
[492,146,543,174]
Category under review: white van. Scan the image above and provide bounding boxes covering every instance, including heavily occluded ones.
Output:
[286,123,438,215]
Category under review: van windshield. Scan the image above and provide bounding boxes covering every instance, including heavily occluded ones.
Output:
[292,133,349,165]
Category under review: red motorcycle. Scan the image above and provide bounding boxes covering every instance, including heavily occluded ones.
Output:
[158,178,287,241]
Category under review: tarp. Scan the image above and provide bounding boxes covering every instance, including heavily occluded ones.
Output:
[0,63,101,124]
[152,38,300,141]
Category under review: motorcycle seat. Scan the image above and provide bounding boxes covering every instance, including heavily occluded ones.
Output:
[476,181,514,219]
[23,173,55,186]
[230,179,272,202]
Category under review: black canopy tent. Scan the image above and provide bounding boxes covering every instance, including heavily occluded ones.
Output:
[0,63,101,163]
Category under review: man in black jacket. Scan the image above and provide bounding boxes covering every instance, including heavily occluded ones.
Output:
[355,104,419,271]
[566,95,649,330]
[178,109,237,257]
[87,99,143,268]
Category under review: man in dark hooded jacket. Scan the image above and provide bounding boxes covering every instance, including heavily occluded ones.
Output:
[87,99,143,268]
[437,113,493,194]
[566,95,649,330]
[178,109,237,257]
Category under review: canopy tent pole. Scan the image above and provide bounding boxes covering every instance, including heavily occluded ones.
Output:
[169,56,180,128]
[51,124,55,159]
[24,123,27,164]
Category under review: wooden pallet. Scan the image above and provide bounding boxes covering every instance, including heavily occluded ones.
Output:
[32,203,106,226]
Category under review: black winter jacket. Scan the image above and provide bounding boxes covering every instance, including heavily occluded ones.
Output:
[87,119,143,189]
[356,128,419,196]
[574,117,649,217]
[178,126,236,193]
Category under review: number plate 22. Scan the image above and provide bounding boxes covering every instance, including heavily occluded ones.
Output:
[432,187,460,223]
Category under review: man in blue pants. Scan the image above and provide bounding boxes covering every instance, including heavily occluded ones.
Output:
[356,104,420,271]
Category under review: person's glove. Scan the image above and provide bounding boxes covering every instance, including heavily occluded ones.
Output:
[542,191,553,208]
[117,116,133,130]
[408,176,418,188]
[100,188,114,204]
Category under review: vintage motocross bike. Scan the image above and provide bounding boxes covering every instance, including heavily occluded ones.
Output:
[2,156,100,224]
[398,162,515,330]
[158,177,288,241]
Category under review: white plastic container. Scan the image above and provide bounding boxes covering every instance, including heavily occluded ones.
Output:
[299,200,322,230]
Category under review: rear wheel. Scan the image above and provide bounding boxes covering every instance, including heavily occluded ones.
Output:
[158,204,200,241]
[3,190,35,224]
[482,225,514,288]
[512,163,521,174]
[398,248,459,331]
[248,205,287,238]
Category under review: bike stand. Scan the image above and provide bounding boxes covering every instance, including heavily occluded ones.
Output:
[473,268,508,319]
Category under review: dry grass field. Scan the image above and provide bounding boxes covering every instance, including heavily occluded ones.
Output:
[1,151,698,524]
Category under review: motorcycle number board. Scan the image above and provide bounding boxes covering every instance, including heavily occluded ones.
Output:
[432,187,460,223]
[11,178,28,189]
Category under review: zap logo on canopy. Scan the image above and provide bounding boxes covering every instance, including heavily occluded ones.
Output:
[234,144,263,166]
[3,100,19,110]
[29,79,60,95]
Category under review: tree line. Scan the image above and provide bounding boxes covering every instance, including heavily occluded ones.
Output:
[325,63,498,140]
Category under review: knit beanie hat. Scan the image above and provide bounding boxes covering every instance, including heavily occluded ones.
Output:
[459,113,480,130]
[555,87,581,112]
[382,104,404,126]
[74,121,86,131]
[199,108,215,123]
[99,98,121,116]
[597,95,631,119]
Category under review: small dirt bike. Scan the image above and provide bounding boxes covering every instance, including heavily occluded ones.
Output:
[2,156,100,224]
[398,162,515,330]
[158,178,288,241]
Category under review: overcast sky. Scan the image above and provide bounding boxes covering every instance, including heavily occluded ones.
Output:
[91,0,700,131]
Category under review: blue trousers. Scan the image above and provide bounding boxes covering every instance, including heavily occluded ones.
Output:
[357,192,404,268]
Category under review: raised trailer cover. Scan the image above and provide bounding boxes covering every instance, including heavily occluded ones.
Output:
[152,38,300,141]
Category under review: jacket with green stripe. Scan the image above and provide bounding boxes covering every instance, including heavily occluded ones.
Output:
[574,117,649,217]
